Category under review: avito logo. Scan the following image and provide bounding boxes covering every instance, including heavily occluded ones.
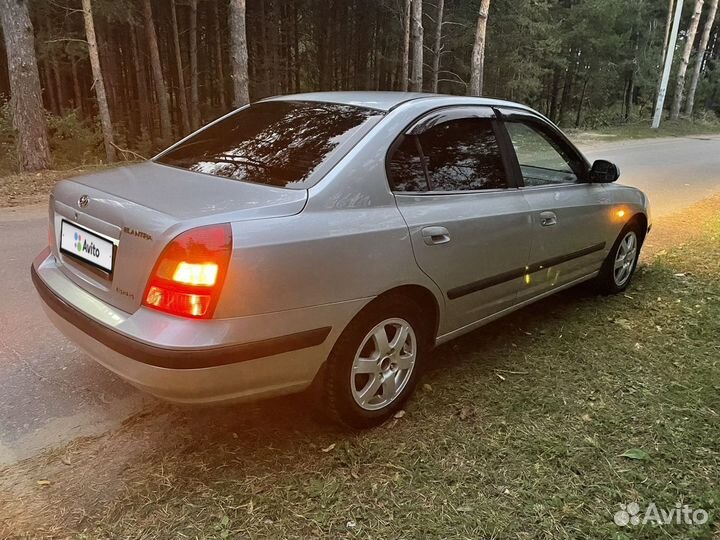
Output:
[74,232,101,258]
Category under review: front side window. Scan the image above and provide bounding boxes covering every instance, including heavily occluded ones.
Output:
[388,117,508,192]
[156,101,382,189]
[505,121,580,186]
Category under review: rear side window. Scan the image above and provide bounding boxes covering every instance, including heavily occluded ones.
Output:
[389,117,508,192]
[156,101,382,189]
[388,136,428,192]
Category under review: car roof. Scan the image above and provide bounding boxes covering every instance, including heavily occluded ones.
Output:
[264,91,536,114]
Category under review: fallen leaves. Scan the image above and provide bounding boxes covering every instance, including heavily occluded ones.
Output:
[620,448,650,461]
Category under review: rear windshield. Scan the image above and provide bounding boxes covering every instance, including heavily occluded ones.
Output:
[155,101,382,189]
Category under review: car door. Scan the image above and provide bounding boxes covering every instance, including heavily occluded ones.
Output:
[496,108,612,301]
[387,107,533,336]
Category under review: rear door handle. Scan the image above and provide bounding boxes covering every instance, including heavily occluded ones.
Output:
[421,226,451,245]
[539,211,557,227]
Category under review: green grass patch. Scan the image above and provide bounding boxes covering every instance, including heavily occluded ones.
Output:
[569,118,720,146]
[3,206,720,540]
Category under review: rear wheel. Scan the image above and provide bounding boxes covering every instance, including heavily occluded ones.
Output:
[323,297,428,428]
[596,221,642,294]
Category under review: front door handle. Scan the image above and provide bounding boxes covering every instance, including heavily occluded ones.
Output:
[421,226,451,245]
[539,211,558,227]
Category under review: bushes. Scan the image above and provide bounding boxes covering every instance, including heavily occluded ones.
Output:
[0,101,104,175]
[47,111,104,169]
[0,100,16,174]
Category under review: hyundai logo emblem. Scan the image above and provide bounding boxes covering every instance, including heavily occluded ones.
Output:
[78,195,89,209]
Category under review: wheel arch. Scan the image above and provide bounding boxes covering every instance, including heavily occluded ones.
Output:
[373,284,441,342]
[628,212,648,245]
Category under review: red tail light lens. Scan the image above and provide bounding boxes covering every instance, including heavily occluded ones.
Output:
[143,224,232,318]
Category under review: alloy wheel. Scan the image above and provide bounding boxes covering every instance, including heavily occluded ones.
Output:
[350,317,417,411]
[613,230,638,287]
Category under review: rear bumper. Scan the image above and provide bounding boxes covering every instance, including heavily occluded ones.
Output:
[32,251,369,404]
[32,264,330,370]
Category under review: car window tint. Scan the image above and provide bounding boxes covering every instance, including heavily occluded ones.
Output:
[505,121,578,186]
[388,135,428,192]
[418,118,508,191]
[156,101,382,189]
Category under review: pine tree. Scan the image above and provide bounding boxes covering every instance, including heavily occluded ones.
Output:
[229,0,250,107]
[469,0,491,96]
[0,0,52,171]
[671,0,705,119]
[686,0,719,116]
[409,0,423,91]
[81,0,116,162]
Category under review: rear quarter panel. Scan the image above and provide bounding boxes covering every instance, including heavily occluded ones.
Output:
[216,204,436,319]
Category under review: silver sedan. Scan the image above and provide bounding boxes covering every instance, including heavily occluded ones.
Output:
[32,92,650,428]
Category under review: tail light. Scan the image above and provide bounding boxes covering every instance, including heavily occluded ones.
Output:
[143,224,232,318]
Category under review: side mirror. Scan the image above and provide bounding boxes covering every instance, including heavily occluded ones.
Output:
[589,159,620,183]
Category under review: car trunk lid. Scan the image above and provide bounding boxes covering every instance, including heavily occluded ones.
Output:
[49,162,306,314]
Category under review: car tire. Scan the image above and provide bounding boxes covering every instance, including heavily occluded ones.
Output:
[595,220,643,294]
[322,296,429,429]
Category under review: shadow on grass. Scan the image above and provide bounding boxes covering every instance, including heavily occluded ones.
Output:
[157,281,599,450]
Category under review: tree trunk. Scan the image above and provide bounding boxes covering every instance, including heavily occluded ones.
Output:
[670,0,705,119]
[686,0,719,116]
[41,60,59,116]
[548,67,561,121]
[170,0,190,134]
[44,15,65,115]
[71,55,83,114]
[575,74,590,128]
[469,0,491,96]
[400,0,411,91]
[142,0,173,144]
[189,0,200,129]
[51,55,65,116]
[229,0,250,107]
[431,0,444,92]
[293,3,301,92]
[213,0,228,111]
[269,2,279,93]
[624,72,635,122]
[130,25,153,145]
[559,62,576,126]
[625,25,640,122]
[657,0,676,105]
[0,0,52,170]
[662,0,676,60]
[81,0,116,162]
[409,0,423,91]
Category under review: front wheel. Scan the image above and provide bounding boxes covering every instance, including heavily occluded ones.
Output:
[322,297,428,429]
[596,222,642,294]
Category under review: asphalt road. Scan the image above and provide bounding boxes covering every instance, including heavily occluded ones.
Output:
[1,135,719,466]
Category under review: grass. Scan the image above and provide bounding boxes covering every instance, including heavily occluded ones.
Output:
[568,118,720,147]
[2,198,720,540]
